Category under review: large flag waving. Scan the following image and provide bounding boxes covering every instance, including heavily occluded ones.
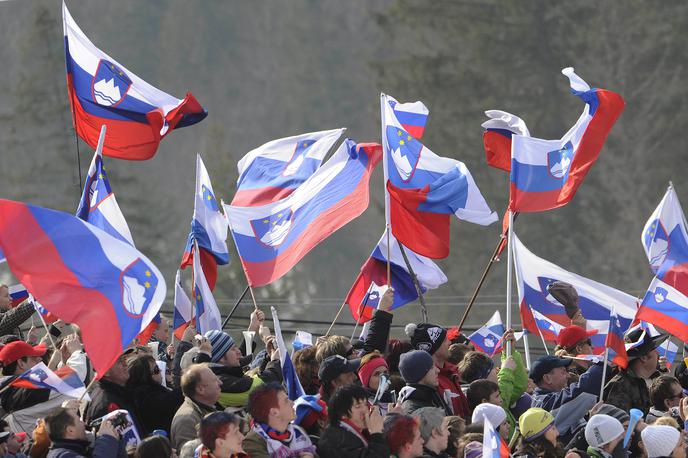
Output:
[192,242,222,334]
[345,232,447,323]
[225,139,381,287]
[63,2,206,160]
[232,129,345,207]
[180,155,230,291]
[507,68,625,212]
[512,233,635,353]
[0,200,166,376]
[76,125,134,245]
[382,94,497,259]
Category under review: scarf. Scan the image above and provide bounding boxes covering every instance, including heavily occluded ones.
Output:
[252,422,316,458]
[339,418,369,447]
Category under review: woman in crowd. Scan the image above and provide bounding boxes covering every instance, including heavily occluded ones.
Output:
[197,412,245,458]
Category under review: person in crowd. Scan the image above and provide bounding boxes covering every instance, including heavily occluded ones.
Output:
[466,380,500,413]
[358,351,393,404]
[170,364,222,451]
[553,325,598,376]
[442,416,465,458]
[193,310,283,409]
[360,288,395,357]
[582,414,625,458]
[44,405,124,458]
[641,424,687,458]
[385,339,413,395]
[149,316,173,363]
[0,285,35,338]
[605,327,668,413]
[242,383,316,458]
[383,414,424,458]
[513,407,564,458]
[529,355,604,411]
[294,395,328,441]
[0,339,83,433]
[446,344,472,366]
[171,325,200,389]
[0,419,28,458]
[317,384,389,458]
[471,403,509,441]
[293,346,320,395]
[126,353,184,436]
[85,349,137,426]
[134,435,177,458]
[458,352,498,384]
[195,412,245,458]
[454,433,483,458]
[315,336,355,364]
[646,374,684,424]
[398,350,451,415]
[405,322,469,418]
[411,407,450,458]
[318,355,359,403]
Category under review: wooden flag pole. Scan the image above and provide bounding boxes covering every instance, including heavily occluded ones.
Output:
[220,284,250,330]
[398,243,428,323]
[325,301,347,337]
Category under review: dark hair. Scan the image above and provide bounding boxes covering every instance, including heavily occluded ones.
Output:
[247,382,285,423]
[445,416,465,457]
[44,407,76,442]
[293,346,319,394]
[327,384,369,426]
[466,379,500,412]
[385,339,412,373]
[455,432,484,458]
[384,414,418,454]
[134,435,173,458]
[447,343,472,365]
[127,354,158,388]
[514,435,565,458]
[199,412,240,451]
[650,375,682,410]
[0,419,8,431]
[458,352,494,383]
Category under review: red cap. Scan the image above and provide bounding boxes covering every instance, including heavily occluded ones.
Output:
[447,326,461,342]
[0,341,47,364]
[556,325,598,348]
[15,432,27,443]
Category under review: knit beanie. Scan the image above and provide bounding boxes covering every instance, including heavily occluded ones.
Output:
[294,395,328,429]
[463,441,483,458]
[399,350,435,384]
[584,414,624,448]
[519,408,555,442]
[405,323,447,355]
[204,330,236,363]
[358,351,389,388]
[596,404,630,424]
[641,425,681,458]
[471,403,507,428]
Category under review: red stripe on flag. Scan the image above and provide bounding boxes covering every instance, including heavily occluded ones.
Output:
[483,130,512,172]
[637,305,688,342]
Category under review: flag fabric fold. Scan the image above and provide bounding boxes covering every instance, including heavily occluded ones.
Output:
[225,139,382,287]
[468,311,505,356]
[530,308,565,340]
[76,126,134,246]
[271,307,305,400]
[232,129,345,207]
[482,418,510,458]
[63,2,207,160]
[11,363,90,401]
[345,232,447,323]
[512,233,635,353]
[8,284,29,308]
[382,94,497,259]
[507,67,625,212]
[481,110,530,172]
[0,200,166,376]
[173,270,193,340]
[192,242,222,334]
[180,154,230,291]
[385,95,429,140]
[638,277,688,342]
[606,309,629,369]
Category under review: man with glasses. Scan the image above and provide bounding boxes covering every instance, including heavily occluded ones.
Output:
[646,375,684,424]
[554,325,598,376]
[318,355,360,403]
[84,348,137,427]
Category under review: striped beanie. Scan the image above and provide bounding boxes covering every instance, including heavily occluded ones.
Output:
[204,330,236,363]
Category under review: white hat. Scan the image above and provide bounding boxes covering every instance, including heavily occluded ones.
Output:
[471,403,507,428]
[584,414,624,448]
[641,425,681,458]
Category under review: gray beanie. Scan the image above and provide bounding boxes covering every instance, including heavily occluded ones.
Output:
[399,350,435,384]
[204,330,236,363]
[641,425,681,458]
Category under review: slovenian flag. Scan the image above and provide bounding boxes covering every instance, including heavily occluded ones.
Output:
[481,110,530,172]
[606,309,629,369]
[271,306,304,400]
[63,2,206,160]
[482,418,510,458]
[468,311,505,356]
[382,94,497,259]
[0,199,166,376]
[225,140,381,287]
[8,284,29,308]
[180,155,230,291]
[531,308,564,341]
[507,68,625,213]
[76,125,134,246]
[11,362,90,401]
[386,95,429,140]
[173,270,193,340]
[192,241,222,334]
[232,129,345,207]
[345,232,446,324]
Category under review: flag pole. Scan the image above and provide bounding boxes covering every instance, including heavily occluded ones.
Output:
[522,329,531,370]
[35,307,58,351]
[68,89,84,191]
[529,306,550,355]
[380,94,392,286]
[325,301,347,337]
[398,243,428,323]
[599,347,609,402]
[222,200,259,312]
[458,213,518,331]
[220,284,250,330]
[505,210,515,357]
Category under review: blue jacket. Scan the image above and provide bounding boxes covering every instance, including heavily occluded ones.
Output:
[531,363,604,411]
[46,436,125,458]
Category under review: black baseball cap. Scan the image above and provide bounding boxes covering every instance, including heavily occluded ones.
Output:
[318,355,360,384]
[529,355,573,383]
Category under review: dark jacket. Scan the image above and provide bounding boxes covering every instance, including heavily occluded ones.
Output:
[532,363,605,412]
[129,383,184,436]
[400,383,452,416]
[362,310,393,355]
[46,436,126,458]
[421,449,450,458]
[604,366,656,414]
[317,424,390,458]
[0,302,35,337]
[84,379,136,427]
[171,340,193,389]
[1,377,51,413]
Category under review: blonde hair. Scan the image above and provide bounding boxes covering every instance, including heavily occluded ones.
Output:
[315,335,350,363]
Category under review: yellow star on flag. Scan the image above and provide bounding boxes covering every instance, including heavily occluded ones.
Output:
[145,270,151,277]
[144,281,151,288]
[400,140,405,145]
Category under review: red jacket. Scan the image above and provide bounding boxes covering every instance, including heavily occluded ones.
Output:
[437,362,469,418]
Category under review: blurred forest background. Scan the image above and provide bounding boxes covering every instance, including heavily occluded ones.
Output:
[1,0,687,344]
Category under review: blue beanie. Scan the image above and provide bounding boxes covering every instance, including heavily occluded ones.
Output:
[399,350,435,384]
[204,330,236,363]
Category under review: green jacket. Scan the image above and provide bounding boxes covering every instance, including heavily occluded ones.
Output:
[498,350,528,440]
